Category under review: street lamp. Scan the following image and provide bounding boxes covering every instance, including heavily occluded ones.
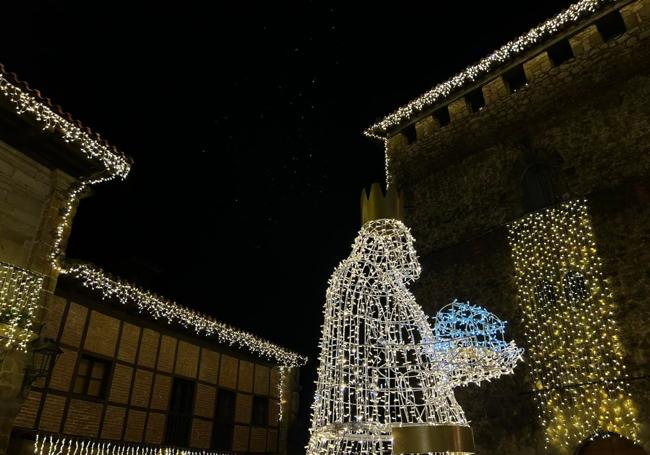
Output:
[21,337,62,394]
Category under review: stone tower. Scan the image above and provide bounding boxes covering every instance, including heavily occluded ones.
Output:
[364,0,650,453]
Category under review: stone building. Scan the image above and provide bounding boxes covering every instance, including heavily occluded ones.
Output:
[0,63,131,454]
[364,0,650,454]
[0,65,305,454]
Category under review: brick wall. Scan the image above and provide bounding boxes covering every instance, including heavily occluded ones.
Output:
[100,406,126,440]
[84,311,120,357]
[16,289,286,453]
[63,399,102,438]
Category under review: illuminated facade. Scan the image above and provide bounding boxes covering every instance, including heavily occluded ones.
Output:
[0,65,305,454]
[364,0,650,453]
[508,200,638,449]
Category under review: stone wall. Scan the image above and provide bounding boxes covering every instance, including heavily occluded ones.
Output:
[0,140,75,275]
[0,140,79,455]
[384,0,650,453]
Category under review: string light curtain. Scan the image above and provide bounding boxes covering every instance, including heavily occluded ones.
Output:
[0,262,44,350]
[507,199,639,450]
[307,219,522,455]
[34,433,229,455]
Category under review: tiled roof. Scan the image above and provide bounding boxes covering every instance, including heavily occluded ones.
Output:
[0,63,132,178]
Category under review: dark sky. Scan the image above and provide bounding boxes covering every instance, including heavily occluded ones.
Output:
[2,0,574,432]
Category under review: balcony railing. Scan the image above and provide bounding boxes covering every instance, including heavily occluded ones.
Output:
[0,261,44,351]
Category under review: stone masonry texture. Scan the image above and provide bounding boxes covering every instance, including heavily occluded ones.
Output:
[384,2,650,453]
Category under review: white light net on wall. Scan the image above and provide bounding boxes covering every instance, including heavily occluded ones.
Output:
[306,219,522,455]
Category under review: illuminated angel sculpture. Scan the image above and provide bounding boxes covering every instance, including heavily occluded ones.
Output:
[307,218,522,455]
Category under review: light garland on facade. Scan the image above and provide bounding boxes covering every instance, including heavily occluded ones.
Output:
[0,261,44,351]
[307,219,521,455]
[0,67,305,369]
[278,366,287,422]
[50,173,116,271]
[0,71,131,179]
[363,0,615,140]
[507,199,639,450]
[60,262,307,367]
[34,433,229,455]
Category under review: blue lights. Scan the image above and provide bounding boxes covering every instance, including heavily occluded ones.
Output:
[433,299,513,352]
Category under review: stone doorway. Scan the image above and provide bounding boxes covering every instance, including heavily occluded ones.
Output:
[577,434,647,455]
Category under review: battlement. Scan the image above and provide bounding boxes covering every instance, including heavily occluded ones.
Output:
[367,0,650,143]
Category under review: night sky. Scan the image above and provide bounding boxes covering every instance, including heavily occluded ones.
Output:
[3,0,574,436]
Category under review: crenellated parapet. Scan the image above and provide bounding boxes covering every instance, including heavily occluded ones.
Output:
[382,0,650,188]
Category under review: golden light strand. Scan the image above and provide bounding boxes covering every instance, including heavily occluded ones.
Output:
[507,199,639,449]
[0,261,44,350]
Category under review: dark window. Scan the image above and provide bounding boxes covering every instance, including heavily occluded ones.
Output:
[522,162,556,212]
[466,88,486,112]
[596,10,627,42]
[503,65,528,93]
[165,378,195,447]
[212,389,236,450]
[547,40,575,66]
[534,280,558,308]
[73,355,110,398]
[563,271,590,302]
[402,124,417,144]
[252,396,269,426]
[432,107,450,127]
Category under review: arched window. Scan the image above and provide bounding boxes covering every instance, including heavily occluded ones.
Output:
[522,162,555,212]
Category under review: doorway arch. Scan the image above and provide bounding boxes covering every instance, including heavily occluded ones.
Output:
[576,433,647,455]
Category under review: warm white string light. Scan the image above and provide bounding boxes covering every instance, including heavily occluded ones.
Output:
[0,261,44,350]
[306,219,521,455]
[278,366,287,421]
[507,199,639,449]
[0,68,306,368]
[364,0,616,140]
[60,262,307,367]
[51,173,117,271]
[0,68,131,353]
[33,433,227,455]
[0,71,130,178]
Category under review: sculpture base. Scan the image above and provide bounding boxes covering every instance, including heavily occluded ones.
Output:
[391,424,475,454]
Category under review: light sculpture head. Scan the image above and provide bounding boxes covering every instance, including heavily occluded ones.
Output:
[351,218,421,282]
